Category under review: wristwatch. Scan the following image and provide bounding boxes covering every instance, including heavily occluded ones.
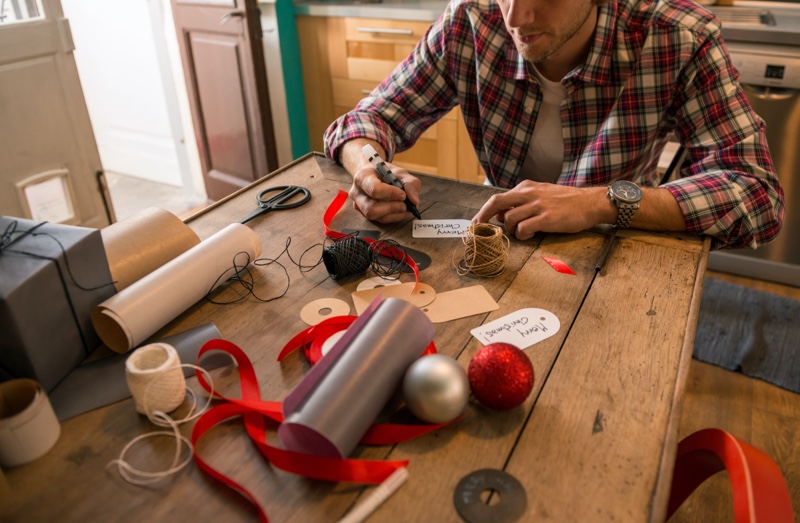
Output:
[607,180,642,229]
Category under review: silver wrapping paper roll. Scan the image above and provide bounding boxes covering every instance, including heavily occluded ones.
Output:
[92,223,261,353]
[279,297,435,458]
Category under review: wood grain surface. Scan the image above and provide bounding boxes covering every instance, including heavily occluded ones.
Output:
[1,154,710,523]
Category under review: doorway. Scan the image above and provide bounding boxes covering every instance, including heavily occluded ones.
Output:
[61,0,206,220]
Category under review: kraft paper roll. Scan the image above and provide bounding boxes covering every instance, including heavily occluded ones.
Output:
[101,207,201,292]
[0,379,60,468]
[279,297,435,458]
[92,223,262,353]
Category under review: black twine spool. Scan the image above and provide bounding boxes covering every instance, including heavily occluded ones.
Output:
[322,236,372,280]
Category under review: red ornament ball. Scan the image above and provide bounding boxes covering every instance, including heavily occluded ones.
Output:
[468,343,535,410]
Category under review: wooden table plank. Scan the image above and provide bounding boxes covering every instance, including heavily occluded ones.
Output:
[505,232,708,522]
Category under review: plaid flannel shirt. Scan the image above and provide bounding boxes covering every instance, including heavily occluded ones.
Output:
[324,0,784,249]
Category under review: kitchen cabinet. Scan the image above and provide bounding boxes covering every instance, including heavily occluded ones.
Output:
[296,15,483,183]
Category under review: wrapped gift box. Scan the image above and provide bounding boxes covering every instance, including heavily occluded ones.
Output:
[0,217,116,391]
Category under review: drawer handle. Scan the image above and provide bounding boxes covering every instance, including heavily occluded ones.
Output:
[361,89,373,95]
[357,27,414,36]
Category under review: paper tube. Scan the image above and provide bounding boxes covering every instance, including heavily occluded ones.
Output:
[0,379,61,467]
[92,223,261,353]
[101,207,201,292]
[279,297,435,458]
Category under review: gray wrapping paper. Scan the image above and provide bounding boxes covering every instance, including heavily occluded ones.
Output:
[49,323,227,420]
[279,297,435,458]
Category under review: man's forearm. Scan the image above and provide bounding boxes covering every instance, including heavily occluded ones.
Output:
[629,187,687,231]
[338,139,386,178]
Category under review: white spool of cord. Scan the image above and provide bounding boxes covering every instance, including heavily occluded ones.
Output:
[125,343,186,415]
[111,346,215,486]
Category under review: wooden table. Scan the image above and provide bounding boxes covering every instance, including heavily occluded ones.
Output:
[2,154,710,522]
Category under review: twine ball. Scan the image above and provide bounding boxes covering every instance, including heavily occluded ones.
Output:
[454,223,510,277]
[468,343,534,411]
[322,236,372,280]
[402,354,470,423]
[125,343,186,415]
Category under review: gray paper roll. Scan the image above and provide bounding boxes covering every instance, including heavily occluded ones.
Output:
[279,298,435,458]
[49,323,226,420]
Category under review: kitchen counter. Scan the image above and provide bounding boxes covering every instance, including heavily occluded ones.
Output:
[293,0,447,21]
[710,2,800,46]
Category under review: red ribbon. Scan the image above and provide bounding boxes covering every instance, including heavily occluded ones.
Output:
[541,255,576,275]
[323,190,420,289]
[278,315,436,365]
[191,338,451,522]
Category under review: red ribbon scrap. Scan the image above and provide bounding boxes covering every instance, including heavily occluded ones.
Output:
[541,255,576,275]
[324,190,420,288]
[191,338,449,522]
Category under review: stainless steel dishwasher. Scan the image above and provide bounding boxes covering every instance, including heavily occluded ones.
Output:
[705,40,800,286]
[704,2,800,286]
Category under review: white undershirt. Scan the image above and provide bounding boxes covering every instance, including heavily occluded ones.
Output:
[517,64,567,184]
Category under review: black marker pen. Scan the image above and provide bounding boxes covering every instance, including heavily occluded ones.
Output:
[362,144,422,220]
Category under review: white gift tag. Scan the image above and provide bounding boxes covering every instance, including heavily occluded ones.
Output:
[412,219,472,238]
[470,308,560,350]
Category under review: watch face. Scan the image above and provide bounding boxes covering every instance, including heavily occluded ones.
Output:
[611,181,642,204]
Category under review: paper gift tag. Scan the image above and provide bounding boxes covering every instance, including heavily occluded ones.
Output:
[351,282,436,315]
[470,308,560,350]
[412,219,472,238]
[422,286,498,323]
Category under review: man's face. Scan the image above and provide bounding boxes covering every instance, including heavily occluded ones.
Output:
[497,0,596,64]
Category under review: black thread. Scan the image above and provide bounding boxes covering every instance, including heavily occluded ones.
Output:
[204,233,410,304]
[204,237,325,305]
[322,235,372,280]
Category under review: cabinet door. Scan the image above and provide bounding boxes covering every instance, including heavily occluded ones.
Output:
[297,15,483,183]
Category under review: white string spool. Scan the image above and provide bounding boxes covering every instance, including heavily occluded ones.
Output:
[110,353,215,486]
[125,343,186,415]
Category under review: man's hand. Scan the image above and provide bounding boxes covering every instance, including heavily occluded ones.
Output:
[472,181,612,240]
[339,139,421,223]
[473,180,687,240]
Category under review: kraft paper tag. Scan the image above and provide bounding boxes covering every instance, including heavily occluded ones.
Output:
[412,220,472,238]
[351,282,436,315]
[470,308,560,349]
[422,285,498,323]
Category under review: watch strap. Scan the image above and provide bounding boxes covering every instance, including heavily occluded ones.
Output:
[614,203,638,229]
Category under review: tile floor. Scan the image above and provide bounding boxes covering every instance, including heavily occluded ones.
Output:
[104,171,205,221]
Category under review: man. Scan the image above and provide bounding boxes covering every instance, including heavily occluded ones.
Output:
[323,0,784,249]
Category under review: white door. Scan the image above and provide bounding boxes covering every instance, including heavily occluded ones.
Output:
[0,0,113,227]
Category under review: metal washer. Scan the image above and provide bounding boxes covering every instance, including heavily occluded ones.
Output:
[453,469,527,523]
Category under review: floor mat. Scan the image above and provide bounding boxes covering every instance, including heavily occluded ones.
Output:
[693,277,800,394]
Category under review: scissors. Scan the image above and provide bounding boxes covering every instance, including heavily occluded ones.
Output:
[239,185,311,224]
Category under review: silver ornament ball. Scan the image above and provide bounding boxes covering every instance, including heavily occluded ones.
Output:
[402,354,470,423]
